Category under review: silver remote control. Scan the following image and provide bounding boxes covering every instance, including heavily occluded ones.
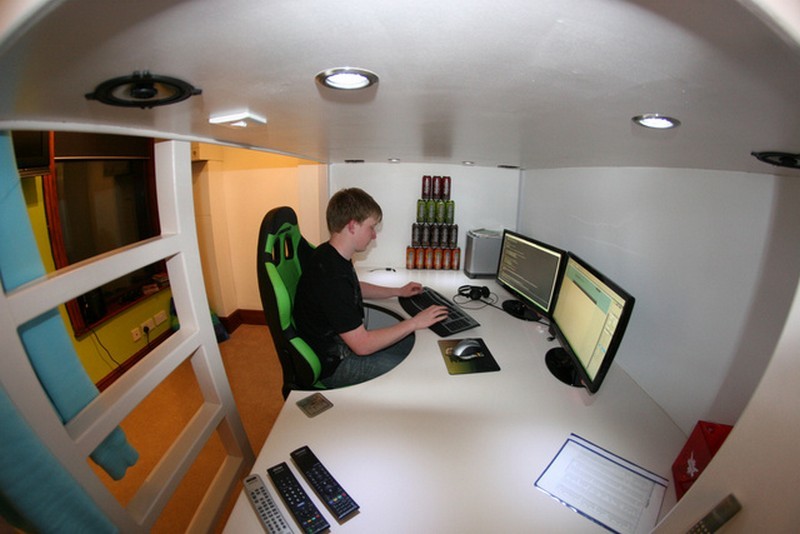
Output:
[243,473,294,534]
[687,494,742,533]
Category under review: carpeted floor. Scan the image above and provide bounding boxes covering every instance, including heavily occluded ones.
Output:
[90,324,285,532]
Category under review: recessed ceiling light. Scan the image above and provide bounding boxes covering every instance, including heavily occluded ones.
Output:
[209,110,267,128]
[632,113,681,129]
[316,67,379,90]
[462,161,475,166]
[388,158,401,163]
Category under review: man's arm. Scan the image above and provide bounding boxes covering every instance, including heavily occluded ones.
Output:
[360,281,423,300]
[339,304,447,356]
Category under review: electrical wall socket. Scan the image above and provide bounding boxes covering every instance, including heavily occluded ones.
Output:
[154,310,168,326]
[131,327,142,342]
[141,318,156,334]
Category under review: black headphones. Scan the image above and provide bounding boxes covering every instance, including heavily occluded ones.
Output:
[458,285,490,301]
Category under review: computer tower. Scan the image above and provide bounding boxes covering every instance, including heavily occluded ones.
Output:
[464,229,502,278]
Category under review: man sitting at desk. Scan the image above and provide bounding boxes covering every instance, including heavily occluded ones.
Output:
[294,187,448,388]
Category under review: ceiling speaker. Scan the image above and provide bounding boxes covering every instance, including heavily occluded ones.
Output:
[85,71,202,108]
[751,151,800,169]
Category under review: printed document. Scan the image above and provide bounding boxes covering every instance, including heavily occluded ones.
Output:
[535,434,668,534]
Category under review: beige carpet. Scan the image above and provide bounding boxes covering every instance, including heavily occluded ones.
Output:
[91,324,285,532]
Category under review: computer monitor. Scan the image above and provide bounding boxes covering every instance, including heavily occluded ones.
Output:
[546,253,635,394]
[495,230,565,321]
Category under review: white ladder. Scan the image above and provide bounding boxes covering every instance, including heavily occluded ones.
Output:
[0,140,254,531]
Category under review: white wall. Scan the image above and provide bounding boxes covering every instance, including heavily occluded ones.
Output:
[204,156,800,442]
[224,170,297,312]
[193,158,238,317]
[655,229,800,530]
[517,167,800,434]
[191,145,327,315]
[329,163,520,268]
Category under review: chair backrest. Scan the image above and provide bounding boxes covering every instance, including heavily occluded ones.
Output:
[256,206,321,398]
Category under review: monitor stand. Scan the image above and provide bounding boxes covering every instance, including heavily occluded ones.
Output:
[545,347,583,388]
[502,299,541,322]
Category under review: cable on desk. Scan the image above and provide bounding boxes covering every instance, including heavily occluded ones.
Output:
[454,290,551,326]
[452,291,500,310]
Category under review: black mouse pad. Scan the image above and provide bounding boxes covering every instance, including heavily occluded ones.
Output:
[438,338,500,375]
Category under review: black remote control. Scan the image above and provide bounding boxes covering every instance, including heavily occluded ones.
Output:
[267,462,330,534]
[290,445,360,521]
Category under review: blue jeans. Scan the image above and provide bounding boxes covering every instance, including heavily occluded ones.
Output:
[321,334,414,388]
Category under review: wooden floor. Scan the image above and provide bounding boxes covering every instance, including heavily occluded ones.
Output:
[90,324,285,532]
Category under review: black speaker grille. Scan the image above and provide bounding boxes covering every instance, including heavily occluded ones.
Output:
[85,71,201,109]
[751,151,800,169]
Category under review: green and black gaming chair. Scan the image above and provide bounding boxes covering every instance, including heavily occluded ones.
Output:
[256,206,323,399]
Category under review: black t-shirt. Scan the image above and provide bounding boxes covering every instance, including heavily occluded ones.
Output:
[294,242,364,377]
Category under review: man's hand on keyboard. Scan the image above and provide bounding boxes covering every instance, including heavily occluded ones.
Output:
[411,304,449,329]
[396,282,424,297]
[398,287,480,336]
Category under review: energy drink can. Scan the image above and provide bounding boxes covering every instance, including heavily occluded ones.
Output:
[415,247,425,269]
[449,224,458,248]
[406,247,416,269]
[421,175,432,200]
[445,200,455,224]
[435,200,446,223]
[424,248,434,269]
[440,224,449,248]
[433,248,443,270]
[411,223,421,247]
[451,247,461,270]
[432,175,442,200]
[442,248,452,269]
[430,223,440,248]
[426,199,436,223]
[442,176,451,200]
[416,199,426,222]
[421,223,431,247]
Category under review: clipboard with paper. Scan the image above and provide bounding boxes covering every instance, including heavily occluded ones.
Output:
[535,434,668,534]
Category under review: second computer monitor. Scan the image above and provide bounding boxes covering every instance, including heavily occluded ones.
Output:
[546,252,635,394]
[496,230,565,321]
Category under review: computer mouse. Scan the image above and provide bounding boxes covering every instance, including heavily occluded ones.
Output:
[452,338,483,360]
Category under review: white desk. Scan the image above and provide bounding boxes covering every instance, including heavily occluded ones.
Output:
[224,269,685,533]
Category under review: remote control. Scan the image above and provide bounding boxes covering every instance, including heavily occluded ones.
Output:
[290,445,360,521]
[267,462,330,534]
[243,474,294,534]
[687,494,742,533]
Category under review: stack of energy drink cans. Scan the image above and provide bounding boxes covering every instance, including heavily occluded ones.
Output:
[407,175,461,270]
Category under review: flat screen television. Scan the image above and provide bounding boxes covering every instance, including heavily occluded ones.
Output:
[11,130,51,173]
[495,229,565,321]
[546,252,635,393]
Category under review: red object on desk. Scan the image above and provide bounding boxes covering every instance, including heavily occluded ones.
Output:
[672,420,733,500]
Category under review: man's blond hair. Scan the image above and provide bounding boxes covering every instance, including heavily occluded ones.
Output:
[327,188,383,233]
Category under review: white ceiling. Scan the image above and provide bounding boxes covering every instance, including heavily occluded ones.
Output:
[1,0,799,173]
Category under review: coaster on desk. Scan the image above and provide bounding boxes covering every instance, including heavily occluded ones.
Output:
[438,338,500,375]
[296,392,333,417]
